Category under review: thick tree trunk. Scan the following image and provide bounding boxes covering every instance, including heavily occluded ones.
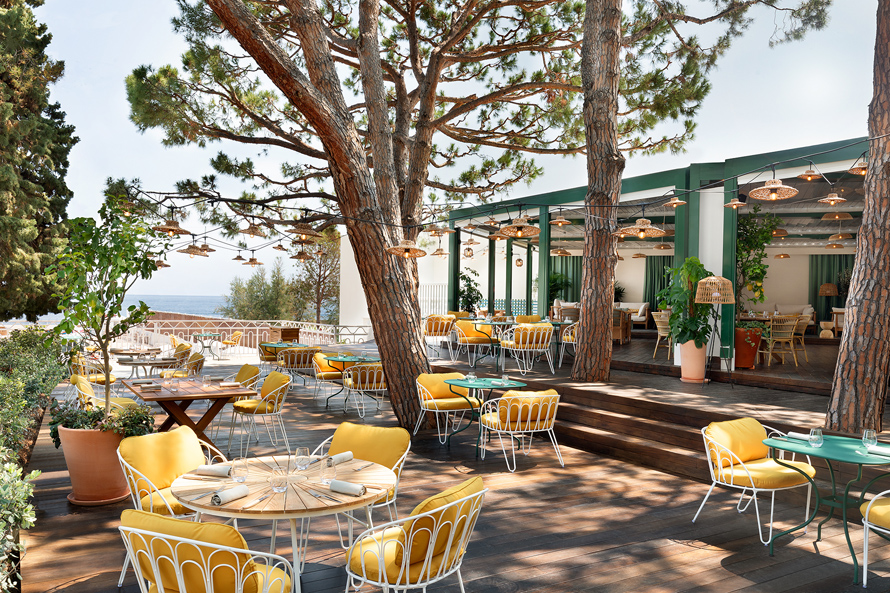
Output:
[826,0,890,432]
[572,0,625,382]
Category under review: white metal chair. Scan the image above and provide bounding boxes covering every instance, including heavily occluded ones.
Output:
[210,364,262,442]
[275,347,320,386]
[119,510,293,593]
[861,488,890,586]
[345,478,487,593]
[422,315,455,360]
[558,322,577,368]
[313,422,411,547]
[499,323,555,375]
[257,343,278,374]
[219,330,243,359]
[478,390,563,472]
[692,417,814,545]
[312,351,353,400]
[452,320,493,366]
[413,373,481,445]
[343,363,387,418]
[229,371,293,456]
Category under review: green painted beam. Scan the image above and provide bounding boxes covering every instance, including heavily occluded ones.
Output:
[722,178,738,360]
[505,239,513,315]
[537,207,551,317]
[526,244,533,314]
[487,241,496,312]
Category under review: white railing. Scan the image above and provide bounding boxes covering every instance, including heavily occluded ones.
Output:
[419,283,448,317]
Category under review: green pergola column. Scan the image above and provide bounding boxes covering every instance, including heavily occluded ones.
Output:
[487,241,496,313]
[505,239,513,315]
[722,179,739,359]
[448,224,460,311]
[537,207,551,316]
[526,244,534,314]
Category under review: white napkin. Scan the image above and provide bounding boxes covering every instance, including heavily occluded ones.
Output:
[785,432,811,441]
[219,381,242,388]
[868,445,890,458]
[330,479,366,497]
[117,357,134,363]
[195,464,230,477]
[211,485,249,506]
[331,451,353,465]
[132,379,154,385]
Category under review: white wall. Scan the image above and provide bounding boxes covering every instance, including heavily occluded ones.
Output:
[338,234,369,327]
[755,246,856,311]
[614,256,647,302]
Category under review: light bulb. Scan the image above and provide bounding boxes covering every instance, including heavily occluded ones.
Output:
[167,230,175,237]
[638,230,645,239]
[403,251,409,258]
[713,291,720,299]
[769,190,778,200]
[516,258,523,267]
[123,210,131,217]
[189,253,194,259]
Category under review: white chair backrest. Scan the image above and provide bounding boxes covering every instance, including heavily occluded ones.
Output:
[424,315,455,338]
[489,394,560,431]
[347,364,387,391]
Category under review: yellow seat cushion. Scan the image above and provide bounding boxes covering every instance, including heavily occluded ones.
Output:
[109,397,143,410]
[138,486,191,516]
[454,320,492,342]
[721,458,815,489]
[400,477,484,564]
[314,352,354,374]
[234,364,260,387]
[119,426,207,494]
[480,412,551,431]
[459,336,492,345]
[233,399,278,415]
[316,371,343,380]
[416,373,468,400]
[421,396,481,411]
[86,373,116,384]
[329,422,410,472]
[447,311,471,319]
[862,497,890,529]
[704,417,769,467]
[515,315,541,323]
[497,390,558,422]
[258,371,290,406]
[159,369,189,379]
[346,526,457,585]
[424,316,454,337]
[121,509,291,593]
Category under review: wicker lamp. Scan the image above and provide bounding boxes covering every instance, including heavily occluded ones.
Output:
[386,239,426,259]
[819,283,839,297]
[694,276,735,305]
[500,215,540,239]
[749,178,798,201]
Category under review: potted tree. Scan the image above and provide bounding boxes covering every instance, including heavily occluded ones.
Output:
[46,197,166,504]
[458,269,483,315]
[656,257,714,383]
[735,205,782,368]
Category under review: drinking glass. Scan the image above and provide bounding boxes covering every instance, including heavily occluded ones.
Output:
[163,378,172,391]
[863,429,878,448]
[169,378,179,393]
[270,469,288,493]
[293,447,311,471]
[501,374,510,385]
[202,375,211,388]
[808,428,823,448]
[320,456,336,485]
[466,372,476,383]
[231,458,248,483]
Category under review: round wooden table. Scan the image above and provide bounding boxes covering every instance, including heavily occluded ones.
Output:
[171,455,396,592]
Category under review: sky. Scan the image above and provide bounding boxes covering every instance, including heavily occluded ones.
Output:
[34,1,877,296]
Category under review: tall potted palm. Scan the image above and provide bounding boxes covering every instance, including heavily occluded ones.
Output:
[656,257,714,383]
[46,196,166,504]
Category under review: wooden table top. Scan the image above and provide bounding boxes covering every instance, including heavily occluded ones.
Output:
[170,455,397,519]
[122,378,255,402]
[110,348,162,356]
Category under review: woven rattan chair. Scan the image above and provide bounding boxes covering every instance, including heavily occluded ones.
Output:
[759,315,799,366]
[652,311,672,359]
[792,314,811,363]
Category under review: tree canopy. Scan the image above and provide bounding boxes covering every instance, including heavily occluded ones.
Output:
[0,0,77,321]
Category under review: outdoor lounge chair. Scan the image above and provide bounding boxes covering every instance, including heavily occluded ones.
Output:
[479,390,563,472]
[423,314,455,360]
[692,417,814,545]
[413,372,481,445]
[558,322,577,368]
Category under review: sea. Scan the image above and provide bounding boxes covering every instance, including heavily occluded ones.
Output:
[29,295,227,321]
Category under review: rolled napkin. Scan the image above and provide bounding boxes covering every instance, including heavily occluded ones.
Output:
[330,479,366,497]
[785,432,811,441]
[195,464,230,478]
[211,485,249,506]
[868,445,890,458]
[131,379,154,385]
[209,376,226,381]
[219,381,243,388]
[331,451,354,465]
[117,357,134,363]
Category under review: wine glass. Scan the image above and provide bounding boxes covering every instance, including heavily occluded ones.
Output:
[293,447,311,471]
[808,428,823,448]
[231,458,248,483]
[466,372,476,383]
[863,429,878,449]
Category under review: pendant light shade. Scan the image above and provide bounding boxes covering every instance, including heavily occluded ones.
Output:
[772,228,788,238]
[515,258,524,267]
[614,218,666,239]
[199,243,216,254]
[239,222,267,238]
[152,219,191,237]
[272,243,288,251]
[290,250,314,261]
[154,259,170,269]
[749,178,798,201]
[500,215,540,239]
[386,239,426,259]
[431,247,448,258]
[286,222,321,241]
[244,251,264,266]
[632,252,647,259]
[848,154,868,176]
[825,243,844,249]
[694,276,735,304]
[488,231,507,241]
[829,233,854,241]
[550,247,571,257]
[463,247,474,258]
[654,243,672,250]
[232,252,246,262]
[817,192,846,206]
[819,283,839,296]
[821,212,853,221]
[176,244,208,258]
[774,253,790,259]
[665,196,687,208]
[797,169,819,181]
[550,214,570,227]
[724,197,744,209]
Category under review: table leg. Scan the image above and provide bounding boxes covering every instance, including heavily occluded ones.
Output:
[768,453,822,556]
[324,360,347,408]
[289,517,310,593]
[156,398,228,448]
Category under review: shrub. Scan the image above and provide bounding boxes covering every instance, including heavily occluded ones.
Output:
[0,447,39,592]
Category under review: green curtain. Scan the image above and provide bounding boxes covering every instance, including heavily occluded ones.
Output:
[549,256,582,301]
[643,256,672,311]
[808,254,855,323]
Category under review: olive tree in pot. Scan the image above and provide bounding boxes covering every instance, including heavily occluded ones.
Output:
[46,197,166,504]
[656,257,715,383]
[735,205,782,368]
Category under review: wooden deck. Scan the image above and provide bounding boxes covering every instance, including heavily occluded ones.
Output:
[22,359,890,593]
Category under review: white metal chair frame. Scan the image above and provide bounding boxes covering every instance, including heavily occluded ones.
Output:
[230,374,294,457]
[422,315,455,360]
[558,322,577,368]
[313,434,411,547]
[119,524,293,593]
[861,488,890,587]
[275,347,319,386]
[478,394,564,472]
[69,356,122,394]
[345,488,488,593]
[153,346,193,378]
[160,352,206,379]
[257,344,278,375]
[343,364,388,418]
[116,439,228,586]
[452,323,493,367]
[691,424,813,545]
[219,330,244,360]
[412,378,478,445]
[210,366,262,442]
[499,324,555,375]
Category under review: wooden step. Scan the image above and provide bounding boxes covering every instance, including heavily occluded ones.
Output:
[558,402,703,450]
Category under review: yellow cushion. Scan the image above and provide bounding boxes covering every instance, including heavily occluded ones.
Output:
[515,315,541,323]
[512,323,552,348]
[862,497,890,529]
[314,352,353,374]
[704,417,769,467]
[259,371,290,404]
[416,373,468,400]
[316,371,343,380]
[277,347,320,368]
[329,422,410,472]
[233,399,277,414]
[110,397,142,410]
[455,320,491,341]
[234,364,260,387]
[159,369,189,379]
[119,426,207,491]
[721,458,815,489]
[174,343,191,354]
[459,336,491,345]
[496,390,558,422]
[480,412,551,432]
[138,486,191,516]
[447,311,471,319]
[400,477,484,565]
[86,372,116,384]
[421,396,481,411]
[346,526,457,585]
[120,509,291,593]
[424,316,454,337]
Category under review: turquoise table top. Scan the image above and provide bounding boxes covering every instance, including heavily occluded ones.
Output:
[444,378,526,390]
[261,342,308,348]
[323,355,380,363]
[764,434,890,466]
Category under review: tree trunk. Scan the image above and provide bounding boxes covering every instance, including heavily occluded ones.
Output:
[572,0,625,382]
[826,0,890,432]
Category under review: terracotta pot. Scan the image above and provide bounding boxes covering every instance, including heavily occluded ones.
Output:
[58,426,130,506]
[679,340,707,383]
[734,327,763,370]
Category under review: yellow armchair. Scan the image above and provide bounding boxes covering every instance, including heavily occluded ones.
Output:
[479,390,563,471]
[413,373,481,444]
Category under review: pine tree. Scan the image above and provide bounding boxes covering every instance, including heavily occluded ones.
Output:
[0,0,77,321]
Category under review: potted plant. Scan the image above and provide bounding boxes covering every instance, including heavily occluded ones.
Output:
[735,205,782,368]
[458,269,483,315]
[45,195,167,505]
[48,400,155,505]
[656,257,714,383]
